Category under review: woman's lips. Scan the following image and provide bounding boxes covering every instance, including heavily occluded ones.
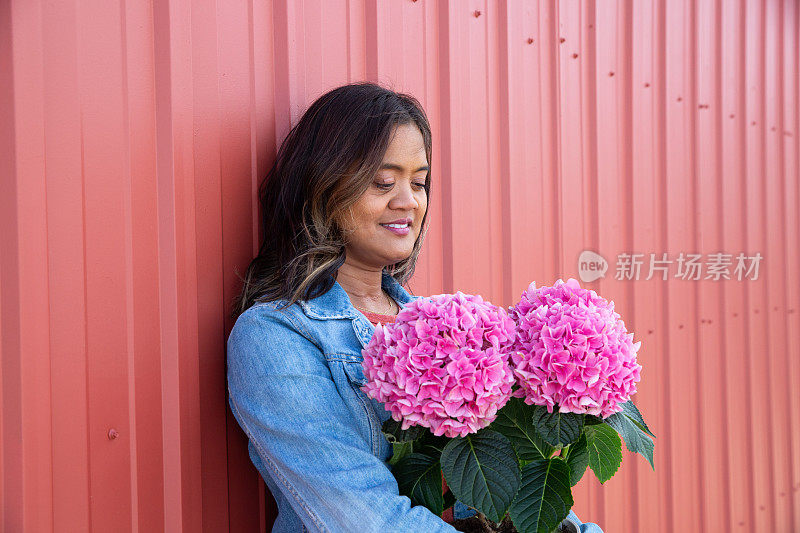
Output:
[379,223,411,236]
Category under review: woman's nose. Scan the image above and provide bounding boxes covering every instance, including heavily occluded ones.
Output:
[389,182,419,209]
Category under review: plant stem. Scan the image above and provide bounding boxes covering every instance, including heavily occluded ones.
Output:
[476,512,501,531]
[560,443,571,460]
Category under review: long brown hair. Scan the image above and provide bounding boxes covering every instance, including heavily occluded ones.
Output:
[231,82,433,318]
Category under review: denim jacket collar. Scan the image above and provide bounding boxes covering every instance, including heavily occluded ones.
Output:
[298,270,419,349]
[298,270,418,320]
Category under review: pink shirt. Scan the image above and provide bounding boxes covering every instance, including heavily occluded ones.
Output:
[359,310,397,326]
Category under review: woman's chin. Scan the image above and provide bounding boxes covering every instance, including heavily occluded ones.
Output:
[382,249,414,264]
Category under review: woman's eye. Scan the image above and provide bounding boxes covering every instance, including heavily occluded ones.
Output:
[374,181,428,190]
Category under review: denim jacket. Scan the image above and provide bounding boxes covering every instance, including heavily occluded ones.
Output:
[227,270,603,533]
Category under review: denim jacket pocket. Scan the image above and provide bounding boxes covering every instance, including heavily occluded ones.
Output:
[342,359,368,386]
[343,360,395,464]
[341,360,384,457]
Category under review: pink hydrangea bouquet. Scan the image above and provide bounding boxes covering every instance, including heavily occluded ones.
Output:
[509,278,642,418]
[360,280,655,533]
[360,291,517,438]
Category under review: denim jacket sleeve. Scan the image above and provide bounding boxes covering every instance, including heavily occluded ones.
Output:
[563,510,605,533]
[227,305,458,533]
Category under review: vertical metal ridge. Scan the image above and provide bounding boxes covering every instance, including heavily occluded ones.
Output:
[688,0,710,526]
[436,0,453,294]
[787,3,800,528]
[744,0,776,528]
[497,0,512,307]
[486,0,502,304]
[365,0,378,82]
[545,0,561,280]
[769,0,796,528]
[37,0,57,527]
[271,0,289,134]
[345,0,352,81]
[587,0,603,522]
[241,4,260,531]
[151,0,183,530]
[118,0,141,528]
[695,0,726,528]
[0,1,24,524]
[79,50,93,533]
[584,0,598,268]
[619,0,640,528]
[729,1,756,529]
[654,0,674,530]
[711,0,734,528]
[758,0,779,527]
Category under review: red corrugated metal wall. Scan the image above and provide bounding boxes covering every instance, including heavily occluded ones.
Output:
[1,0,798,531]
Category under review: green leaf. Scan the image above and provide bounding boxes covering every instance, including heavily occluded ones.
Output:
[605,410,655,470]
[415,432,450,458]
[620,401,656,438]
[491,397,557,461]
[440,430,521,523]
[584,415,604,426]
[382,417,426,443]
[563,433,589,486]
[508,458,573,533]
[389,441,414,467]
[584,424,622,483]
[392,452,444,515]
[531,405,585,447]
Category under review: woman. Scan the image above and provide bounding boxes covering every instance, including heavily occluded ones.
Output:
[227,82,602,533]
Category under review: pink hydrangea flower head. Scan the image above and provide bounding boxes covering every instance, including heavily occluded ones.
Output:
[360,291,517,438]
[508,278,642,418]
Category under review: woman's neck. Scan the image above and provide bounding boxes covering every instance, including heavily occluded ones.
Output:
[336,262,396,315]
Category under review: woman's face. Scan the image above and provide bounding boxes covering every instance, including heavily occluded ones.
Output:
[341,123,429,269]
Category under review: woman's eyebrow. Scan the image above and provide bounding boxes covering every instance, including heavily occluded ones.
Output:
[380,163,430,173]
